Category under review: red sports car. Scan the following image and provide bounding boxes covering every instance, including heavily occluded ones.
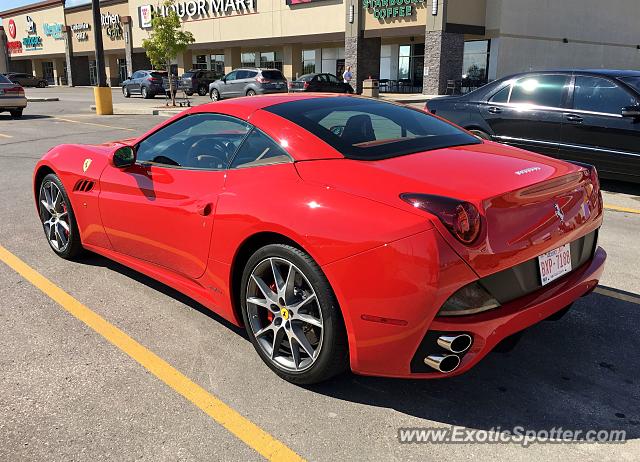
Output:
[33,94,606,384]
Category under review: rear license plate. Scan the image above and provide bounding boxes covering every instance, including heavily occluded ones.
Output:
[538,244,572,286]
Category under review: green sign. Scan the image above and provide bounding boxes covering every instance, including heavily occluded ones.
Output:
[363,0,424,19]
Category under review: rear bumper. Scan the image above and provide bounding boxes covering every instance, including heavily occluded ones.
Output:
[255,87,288,95]
[325,227,606,379]
[0,97,27,109]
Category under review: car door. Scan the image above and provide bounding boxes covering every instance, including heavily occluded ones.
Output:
[98,112,252,279]
[480,73,570,157]
[560,74,640,179]
[128,71,140,93]
[219,71,238,97]
[326,73,344,92]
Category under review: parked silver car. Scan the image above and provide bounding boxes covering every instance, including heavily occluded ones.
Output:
[0,74,27,118]
[209,68,287,101]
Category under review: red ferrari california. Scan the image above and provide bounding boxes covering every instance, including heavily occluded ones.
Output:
[34,94,606,384]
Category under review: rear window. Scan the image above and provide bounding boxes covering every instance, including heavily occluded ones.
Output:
[0,74,10,84]
[182,71,196,78]
[265,97,480,160]
[262,70,285,80]
[619,76,640,94]
[297,74,315,82]
[151,72,168,78]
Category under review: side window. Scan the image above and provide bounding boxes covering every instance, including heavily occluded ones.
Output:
[246,70,258,79]
[509,74,569,108]
[327,74,340,84]
[225,71,237,81]
[136,113,251,169]
[236,70,248,79]
[573,76,637,115]
[489,84,510,103]
[230,129,292,168]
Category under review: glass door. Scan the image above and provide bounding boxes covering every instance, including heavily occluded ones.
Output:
[118,58,128,85]
[42,61,55,85]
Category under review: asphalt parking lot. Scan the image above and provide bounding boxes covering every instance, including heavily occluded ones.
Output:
[0,88,639,461]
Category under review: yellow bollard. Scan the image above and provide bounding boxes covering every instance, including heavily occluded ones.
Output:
[93,86,113,115]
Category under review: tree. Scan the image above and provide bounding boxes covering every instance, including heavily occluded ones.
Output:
[142,0,195,106]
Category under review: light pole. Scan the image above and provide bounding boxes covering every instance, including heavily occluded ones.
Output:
[92,0,113,115]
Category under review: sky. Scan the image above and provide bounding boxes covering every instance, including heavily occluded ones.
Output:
[1,0,89,21]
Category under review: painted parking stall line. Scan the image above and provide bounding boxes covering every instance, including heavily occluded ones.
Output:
[53,117,138,132]
[603,204,640,215]
[0,244,305,462]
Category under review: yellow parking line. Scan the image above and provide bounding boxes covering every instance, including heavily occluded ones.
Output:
[604,204,640,215]
[595,287,640,305]
[0,133,12,138]
[0,244,304,462]
[53,117,137,132]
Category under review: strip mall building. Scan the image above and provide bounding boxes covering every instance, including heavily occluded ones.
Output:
[1,0,639,94]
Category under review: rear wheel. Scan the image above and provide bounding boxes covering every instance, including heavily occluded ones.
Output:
[246,89,256,96]
[38,173,83,260]
[210,89,220,101]
[469,129,491,140]
[240,244,348,384]
[141,86,151,99]
[38,81,47,88]
[122,86,130,98]
[10,109,23,118]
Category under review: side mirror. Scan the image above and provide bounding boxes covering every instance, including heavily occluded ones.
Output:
[113,146,136,168]
[621,105,640,118]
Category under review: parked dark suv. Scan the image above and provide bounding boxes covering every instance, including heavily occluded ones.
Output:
[5,72,48,88]
[426,69,640,183]
[181,69,220,96]
[209,68,287,101]
[122,70,168,99]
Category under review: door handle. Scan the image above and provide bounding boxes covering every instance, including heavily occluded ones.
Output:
[565,114,584,123]
[488,106,502,114]
[196,202,213,216]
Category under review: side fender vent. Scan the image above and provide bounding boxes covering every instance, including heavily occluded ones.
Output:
[73,179,95,192]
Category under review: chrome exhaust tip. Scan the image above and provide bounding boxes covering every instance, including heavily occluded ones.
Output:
[437,334,472,354]
[424,354,461,373]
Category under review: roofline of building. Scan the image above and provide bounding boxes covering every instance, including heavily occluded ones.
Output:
[64,0,128,14]
[0,0,64,18]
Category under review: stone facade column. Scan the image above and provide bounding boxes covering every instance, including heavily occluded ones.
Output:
[422,30,464,95]
[121,16,134,80]
[53,58,65,85]
[282,44,302,81]
[224,47,241,74]
[0,27,9,74]
[63,26,76,86]
[344,0,381,93]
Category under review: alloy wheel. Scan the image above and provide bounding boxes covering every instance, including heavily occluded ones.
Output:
[210,89,219,101]
[246,257,324,372]
[39,180,70,252]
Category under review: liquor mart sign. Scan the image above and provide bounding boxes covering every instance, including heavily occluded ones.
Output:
[139,0,256,27]
[363,0,424,19]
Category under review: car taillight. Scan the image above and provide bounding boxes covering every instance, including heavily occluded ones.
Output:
[5,86,24,96]
[400,193,482,244]
[148,77,161,82]
[288,82,294,88]
[256,76,270,84]
[303,82,309,89]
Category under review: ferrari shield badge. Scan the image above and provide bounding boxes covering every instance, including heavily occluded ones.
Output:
[83,158,92,173]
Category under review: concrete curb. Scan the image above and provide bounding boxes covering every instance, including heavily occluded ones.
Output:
[27,97,60,102]
[90,104,187,116]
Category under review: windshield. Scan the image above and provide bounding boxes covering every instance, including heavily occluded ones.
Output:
[265,97,480,160]
[296,74,315,82]
[620,76,640,94]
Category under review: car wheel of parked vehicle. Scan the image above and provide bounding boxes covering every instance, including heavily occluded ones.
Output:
[210,89,220,101]
[141,87,151,99]
[9,109,23,118]
[198,86,208,96]
[240,244,348,384]
[122,86,130,98]
[38,173,83,260]
[37,81,47,88]
[469,129,491,140]
[246,89,257,96]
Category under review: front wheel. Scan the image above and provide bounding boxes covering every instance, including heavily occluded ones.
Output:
[38,81,47,88]
[122,86,130,98]
[141,87,151,99]
[210,89,220,101]
[198,86,208,96]
[38,173,83,259]
[240,244,348,384]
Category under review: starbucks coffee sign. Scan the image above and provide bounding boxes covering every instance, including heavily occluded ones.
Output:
[139,0,256,26]
[363,0,424,19]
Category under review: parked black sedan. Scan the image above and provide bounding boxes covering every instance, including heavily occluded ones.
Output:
[288,73,353,93]
[426,69,640,183]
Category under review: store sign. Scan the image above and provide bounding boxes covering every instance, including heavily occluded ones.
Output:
[101,12,123,40]
[43,23,64,40]
[71,22,91,41]
[7,41,23,54]
[363,0,424,19]
[139,0,256,27]
[23,36,43,50]
[25,15,36,34]
[8,19,17,39]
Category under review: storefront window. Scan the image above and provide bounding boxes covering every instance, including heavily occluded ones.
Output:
[462,40,490,82]
[395,44,424,92]
[260,51,283,71]
[42,62,54,85]
[194,55,208,70]
[241,52,256,67]
[398,45,410,80]
[302,50,316,75]
[210,54,225,76]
